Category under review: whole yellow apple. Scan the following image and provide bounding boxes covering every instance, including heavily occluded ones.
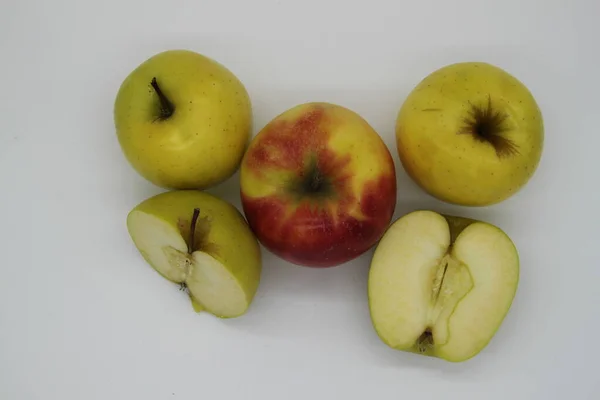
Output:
[114,50,252,189]
[396,62,544,206]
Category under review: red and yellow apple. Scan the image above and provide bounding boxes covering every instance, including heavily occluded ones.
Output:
[239,102,397,268]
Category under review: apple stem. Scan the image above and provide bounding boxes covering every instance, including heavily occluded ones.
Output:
[188,208,200,254]
[433,261,449,303]
[150,77,175,120]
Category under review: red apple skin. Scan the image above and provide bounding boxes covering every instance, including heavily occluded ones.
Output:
[240,102,397,268]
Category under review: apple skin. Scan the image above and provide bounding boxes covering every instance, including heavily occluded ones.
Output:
[240,102,396,268]
[114,49,252,190]
[396,62,544,206]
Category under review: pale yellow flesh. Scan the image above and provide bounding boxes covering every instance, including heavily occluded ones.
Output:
[186,251,248,318]
[127,211,249,318]
[127,211,189,282]
[368,210,519,362]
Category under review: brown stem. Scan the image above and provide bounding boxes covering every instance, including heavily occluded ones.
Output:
[150,77,175,120]
[188,208,200,254]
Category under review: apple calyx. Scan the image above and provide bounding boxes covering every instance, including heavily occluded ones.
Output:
[150,77,175,120]
[289,155,333,200]
[416,330,434,353]
[460,95,519,158]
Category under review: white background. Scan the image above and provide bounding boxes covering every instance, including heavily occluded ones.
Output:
[1,0,598,399]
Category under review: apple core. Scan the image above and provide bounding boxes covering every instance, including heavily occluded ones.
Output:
[415,252,474,355]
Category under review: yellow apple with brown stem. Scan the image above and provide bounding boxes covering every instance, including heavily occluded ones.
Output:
[114,49,252,190]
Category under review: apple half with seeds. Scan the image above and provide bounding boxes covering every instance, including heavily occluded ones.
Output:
[368,210,519,362]
[127,190,262,318]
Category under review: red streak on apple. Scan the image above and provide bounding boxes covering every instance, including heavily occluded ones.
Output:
[242,173,395,267]
[244,107,330,172]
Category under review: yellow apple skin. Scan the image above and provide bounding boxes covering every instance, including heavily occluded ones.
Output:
[240,102,396,267]
[396,62,544,206]
[127,190,262,314]
[115,50,252,190]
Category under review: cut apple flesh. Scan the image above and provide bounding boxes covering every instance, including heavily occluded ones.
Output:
[186,251,248,317]
[127,211,249,318]
[368,211,519,362]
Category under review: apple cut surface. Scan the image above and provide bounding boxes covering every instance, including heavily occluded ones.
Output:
[126,190,262,319]
[127,210,190,282]
[128,211,249,318]
[368,210,519,362]
[186,251,248,318]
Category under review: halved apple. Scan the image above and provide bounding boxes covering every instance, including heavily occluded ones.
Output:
[127,190,262,318]
[368,210,519,362]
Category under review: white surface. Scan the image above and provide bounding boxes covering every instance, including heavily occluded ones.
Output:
[1,0,598,399]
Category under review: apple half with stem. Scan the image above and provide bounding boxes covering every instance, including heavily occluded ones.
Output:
[368,210,519,362]
[127,190,262,318]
